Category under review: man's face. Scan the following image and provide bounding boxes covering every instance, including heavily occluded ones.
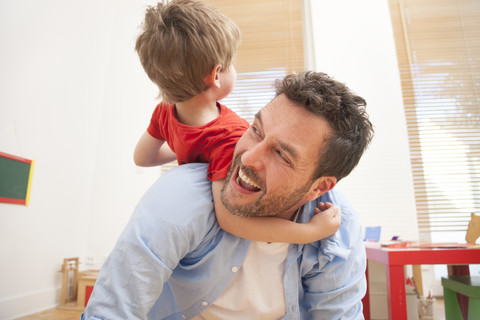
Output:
[221,94,334,219]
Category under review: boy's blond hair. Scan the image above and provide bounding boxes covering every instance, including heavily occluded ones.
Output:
[135,0,241,103]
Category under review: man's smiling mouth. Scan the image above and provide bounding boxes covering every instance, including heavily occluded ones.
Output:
[236,168,261,192]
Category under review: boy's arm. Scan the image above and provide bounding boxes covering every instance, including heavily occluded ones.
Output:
[134,131,177,166]
[212,180,340,244]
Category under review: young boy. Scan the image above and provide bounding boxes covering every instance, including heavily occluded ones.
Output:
[134,0,340,244]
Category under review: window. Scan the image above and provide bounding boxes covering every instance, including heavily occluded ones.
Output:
[388,0,480,241]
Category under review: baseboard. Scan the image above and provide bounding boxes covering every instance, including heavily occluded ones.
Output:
[0,287,60,320]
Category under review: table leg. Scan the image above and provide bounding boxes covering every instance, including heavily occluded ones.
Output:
[412,265,423,297]
[386,264,407,320]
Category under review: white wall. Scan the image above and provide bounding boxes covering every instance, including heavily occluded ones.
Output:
[309,0,418,242]
[0,0,417,318]
[0,1,160,318]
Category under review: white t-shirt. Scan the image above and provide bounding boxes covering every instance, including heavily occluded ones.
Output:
[192,240,289,320]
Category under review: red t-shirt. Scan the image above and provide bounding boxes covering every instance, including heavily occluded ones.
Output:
[147,102,250,181]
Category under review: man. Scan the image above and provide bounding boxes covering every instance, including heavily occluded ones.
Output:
[82,71,374,319]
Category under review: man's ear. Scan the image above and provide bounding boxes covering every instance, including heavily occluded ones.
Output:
[304,176,337,202]
[205,64,222,88]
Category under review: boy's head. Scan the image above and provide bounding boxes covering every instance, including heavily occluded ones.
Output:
[135,0,241,103]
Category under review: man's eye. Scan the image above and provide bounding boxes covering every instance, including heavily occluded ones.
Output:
[252,126,261,136]
[276,150,289,163]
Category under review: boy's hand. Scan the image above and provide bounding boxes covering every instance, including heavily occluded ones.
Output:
[308,202,341,239]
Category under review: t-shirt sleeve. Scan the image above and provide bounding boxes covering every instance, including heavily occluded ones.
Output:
[207,134,239,181]
[207,109,250,181]
[146,104,164,140]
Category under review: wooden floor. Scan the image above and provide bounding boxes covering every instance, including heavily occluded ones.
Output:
[15,299,446,320]
[434,298,445,320]
[15,308,84,320]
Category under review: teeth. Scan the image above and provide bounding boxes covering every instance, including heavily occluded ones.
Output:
[238,168,260,189]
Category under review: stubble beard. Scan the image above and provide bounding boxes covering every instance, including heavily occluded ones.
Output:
[220,156,311,217]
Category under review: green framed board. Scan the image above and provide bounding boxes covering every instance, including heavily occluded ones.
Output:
[0,152,34,205]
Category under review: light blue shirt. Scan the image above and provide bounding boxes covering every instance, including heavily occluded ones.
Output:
[82,164,366,320]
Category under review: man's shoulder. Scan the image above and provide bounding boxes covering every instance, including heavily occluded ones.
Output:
[159,163,211,185]
[301,187,364,261]
[320,187,358,223]
[149,163,211,198]
[301,187,358,224]
[138,164,214,223]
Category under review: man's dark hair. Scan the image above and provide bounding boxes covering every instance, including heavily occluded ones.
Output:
[275,71,374,181]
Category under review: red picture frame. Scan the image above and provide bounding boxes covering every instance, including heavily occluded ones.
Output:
[0,151,35,205]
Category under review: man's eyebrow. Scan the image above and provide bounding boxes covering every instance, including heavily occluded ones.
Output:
[279,141,298,161]
[254,111,262,124]
[255,110,298,161]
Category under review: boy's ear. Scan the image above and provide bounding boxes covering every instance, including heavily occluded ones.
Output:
[206,64,222,88]
[304,176,337,202]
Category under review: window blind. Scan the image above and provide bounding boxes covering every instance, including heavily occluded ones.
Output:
[160,0,304,174]
[388,0,480,235]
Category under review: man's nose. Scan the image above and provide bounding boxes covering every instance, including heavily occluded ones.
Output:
[240,142,266,171]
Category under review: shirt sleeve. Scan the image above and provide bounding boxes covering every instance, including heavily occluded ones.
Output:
[302,190,367,319]
[146,104,164,140]
[82,164,215,320]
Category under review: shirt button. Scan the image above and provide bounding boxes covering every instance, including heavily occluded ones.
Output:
[231,266,238,273]
[201,300,208,307]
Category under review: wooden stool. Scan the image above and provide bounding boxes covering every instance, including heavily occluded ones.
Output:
[59,257,79,306]
[77,270,100,307]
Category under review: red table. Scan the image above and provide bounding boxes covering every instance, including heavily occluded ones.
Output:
[363,244,480,320]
